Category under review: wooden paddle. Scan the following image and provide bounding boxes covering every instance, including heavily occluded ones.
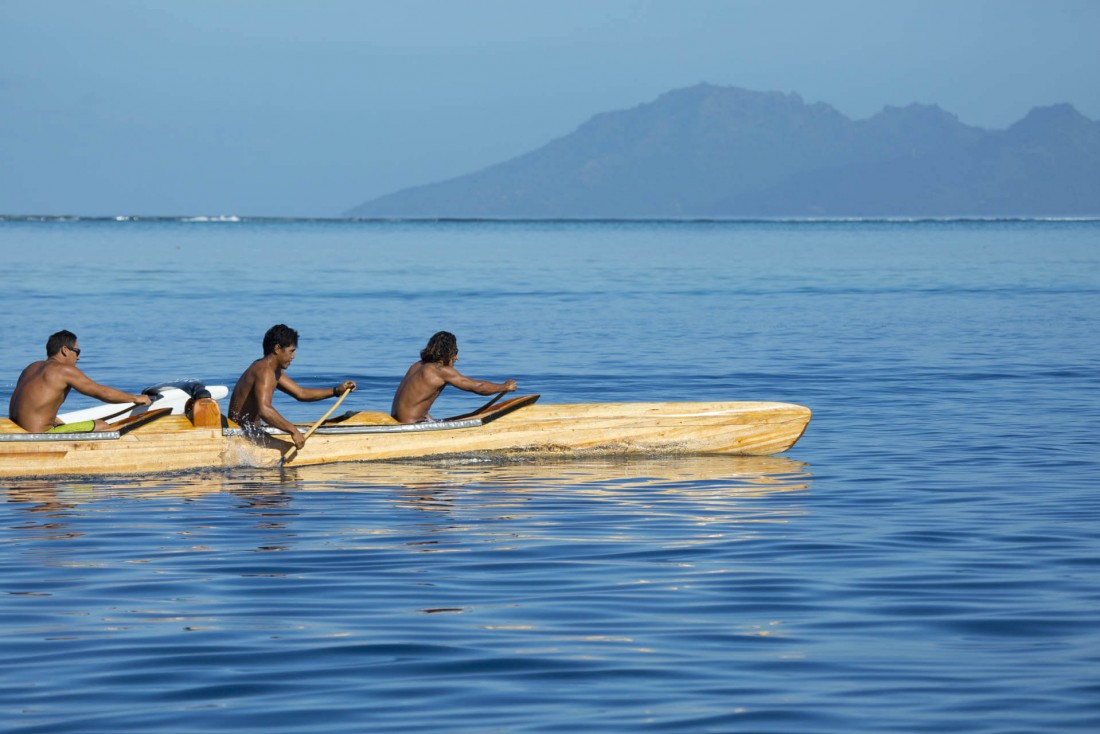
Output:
[99,402,139,423]
[443,390,508,422]
[282,388,351,464]
[101,389,163,424]
[116,407,173,435]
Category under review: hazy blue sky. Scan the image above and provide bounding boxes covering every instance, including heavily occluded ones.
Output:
[2,0,1098,216]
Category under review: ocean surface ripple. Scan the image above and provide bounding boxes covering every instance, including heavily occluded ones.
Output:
[1,219,1098,733]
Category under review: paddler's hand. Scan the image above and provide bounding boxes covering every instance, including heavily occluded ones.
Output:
[290,426,306,449]
[132,394,153,406]
[503,379,517,392]
[333,380,357,396]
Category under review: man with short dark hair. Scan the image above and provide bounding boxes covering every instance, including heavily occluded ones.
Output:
[8,330,153,433]
[391,331,516,424]
[229,324,356,449]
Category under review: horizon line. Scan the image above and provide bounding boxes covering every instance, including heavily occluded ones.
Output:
[3,214,1099,225]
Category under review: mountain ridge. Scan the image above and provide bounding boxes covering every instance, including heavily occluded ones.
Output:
[346,84,1100,218]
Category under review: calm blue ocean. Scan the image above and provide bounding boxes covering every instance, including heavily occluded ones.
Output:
[1,218,1098,733]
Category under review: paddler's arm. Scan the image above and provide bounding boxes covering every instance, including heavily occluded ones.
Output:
[256,371,306,448]
[277,374,357,403]
[65,366,153,407]
[440,366,516,396]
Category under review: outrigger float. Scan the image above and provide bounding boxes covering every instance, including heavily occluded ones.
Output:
[0,381,811,479]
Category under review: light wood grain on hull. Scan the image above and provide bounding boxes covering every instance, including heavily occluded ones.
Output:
[0,418,243,477]
[278,402,811,466]
[0,401,810,478]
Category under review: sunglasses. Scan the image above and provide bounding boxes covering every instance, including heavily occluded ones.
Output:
[67,346,81,356]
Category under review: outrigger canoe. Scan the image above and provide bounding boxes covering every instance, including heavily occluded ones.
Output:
[0,381,811,479]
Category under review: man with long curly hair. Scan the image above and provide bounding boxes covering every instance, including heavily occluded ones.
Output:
[391,331,516,423]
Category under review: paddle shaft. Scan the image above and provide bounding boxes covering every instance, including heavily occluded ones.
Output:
[99,402,138,423]
[100,390,161,423]
[117,407,173,435]
[283,388,351,463]
[474,390,508,414]
[443,390,509,422]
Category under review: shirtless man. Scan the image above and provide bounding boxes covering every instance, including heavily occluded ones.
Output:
[8,330,153,433]
[229,324,356,449]
[391,331,516,424]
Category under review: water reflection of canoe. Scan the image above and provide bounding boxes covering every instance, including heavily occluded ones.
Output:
[287,454,810,493]
[4,455,811,507]
[0,390,811,479]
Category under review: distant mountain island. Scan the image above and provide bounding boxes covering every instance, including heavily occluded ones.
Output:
[346,84,1100,219]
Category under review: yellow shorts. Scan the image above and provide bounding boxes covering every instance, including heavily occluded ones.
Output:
[46,420,97,433]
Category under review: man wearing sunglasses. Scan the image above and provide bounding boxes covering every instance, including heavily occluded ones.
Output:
[8,329,152,433]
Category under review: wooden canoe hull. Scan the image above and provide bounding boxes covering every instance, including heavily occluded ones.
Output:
[277,401,811,466]
[0,399,810,478]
